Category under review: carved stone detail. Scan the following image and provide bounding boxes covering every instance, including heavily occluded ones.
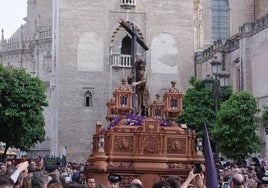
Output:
[120,175,142,187]
[145,124,157,132]
[143,135,158,154]
[114,136,133,152]
[167,138,186,154]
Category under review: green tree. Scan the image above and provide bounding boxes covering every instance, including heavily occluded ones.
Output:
[177,77,232,138]
[0,64,48,160]
[177,77,214,137]
[212,91,261,160]
[261,106,268,134]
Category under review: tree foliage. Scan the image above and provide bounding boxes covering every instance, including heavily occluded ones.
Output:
[0,64,48,158]
[212,91,261,160]
[177,77,261,160]
[177,77,232,138]
[261,106,268,134]
[177,77,214,137]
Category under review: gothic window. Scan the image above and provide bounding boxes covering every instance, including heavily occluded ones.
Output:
[211,0,229,41]
[121,35,131,55]
[110,23,144,68]
[84,90,92,107]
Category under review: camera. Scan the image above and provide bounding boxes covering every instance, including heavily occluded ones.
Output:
[65,175,71,183]
[193,163,202,174]
[223,182,230,188]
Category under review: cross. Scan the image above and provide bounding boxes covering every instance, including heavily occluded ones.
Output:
[118,19,149,115]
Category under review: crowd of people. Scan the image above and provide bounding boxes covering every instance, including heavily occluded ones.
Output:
[216,157,268,188]
[1,157,268,188]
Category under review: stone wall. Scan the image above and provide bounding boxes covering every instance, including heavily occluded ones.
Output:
[256,0,268,19]
[229,0,255,37]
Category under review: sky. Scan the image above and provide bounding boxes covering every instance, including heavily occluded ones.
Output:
[0,0,28,39]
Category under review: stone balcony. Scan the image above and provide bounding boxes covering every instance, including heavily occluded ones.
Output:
[120,0,136,9]
[111,54,132,69]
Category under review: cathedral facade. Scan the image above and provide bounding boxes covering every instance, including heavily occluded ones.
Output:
[1,0,268,161]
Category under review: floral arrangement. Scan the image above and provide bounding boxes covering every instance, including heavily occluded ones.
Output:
[125,114,146,125]
[159,119,171,126]
[107,115,175,128]
[108,117,121,128]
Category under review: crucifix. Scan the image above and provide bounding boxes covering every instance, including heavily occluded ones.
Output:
[118,19,149,115]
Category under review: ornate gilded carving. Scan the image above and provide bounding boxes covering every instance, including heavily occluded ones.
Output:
[145,124,156,132]
[118,78,130,91]
[163,81,183,123]
[144,119,159,132]
[150,94,165,119]
[120,175,142,187]
[167,138,186,154]
[144,135,158,154]
[114,136,133,152]
[88,80,204,186]
[172,163,186,169]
